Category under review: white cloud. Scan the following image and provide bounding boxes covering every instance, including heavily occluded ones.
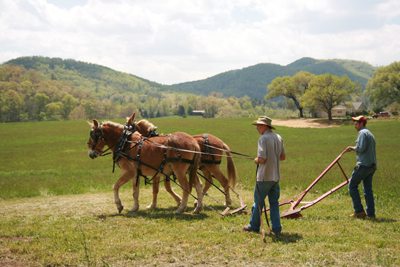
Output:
[0,0,399,84]
[376,0,400,20]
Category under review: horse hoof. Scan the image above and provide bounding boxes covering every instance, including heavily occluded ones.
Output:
[175,207,185,214]
[193,200,198,208]
[224,202,232,208]
[118,205,124,214]
[193,206,203,214]
[131,206,139,212]
[146,204,156,210]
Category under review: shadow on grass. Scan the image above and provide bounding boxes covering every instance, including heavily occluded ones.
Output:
[367,217,397,223]
[245,231,303,244]
[96,206,209,221]
[270,232,303,244]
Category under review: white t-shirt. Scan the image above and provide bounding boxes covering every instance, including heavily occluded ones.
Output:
[256,130,285,182]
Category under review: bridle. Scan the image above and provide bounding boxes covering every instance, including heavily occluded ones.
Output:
[88,124,112,157]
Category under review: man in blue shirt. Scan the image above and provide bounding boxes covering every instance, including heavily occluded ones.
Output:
[345,115,377,219]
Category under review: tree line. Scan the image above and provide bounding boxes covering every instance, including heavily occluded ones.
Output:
[0,65,288,122]
[1,61,398,123]
[266,62,400,120]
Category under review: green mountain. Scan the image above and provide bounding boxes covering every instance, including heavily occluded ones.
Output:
[0,56,378,122]
[170,57,376,99]
[0,56,180,122]
[4,56,375,100]
[4,56,166,97]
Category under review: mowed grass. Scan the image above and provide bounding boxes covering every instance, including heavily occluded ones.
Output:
[0,117,399,266]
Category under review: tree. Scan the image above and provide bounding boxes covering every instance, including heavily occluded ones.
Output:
[267,71,314,118]
[33,92,50,120]
[302,74,356,120]
[366,61,400,111]
[203,96,220,118]
[238,96,253,110]
[61,93,78,119]
[0,65,24,82]
[82,100,99,119]
[45,102,64,120]
[69,105,86,120]
[0,90,24,121]
[177,105,186,117]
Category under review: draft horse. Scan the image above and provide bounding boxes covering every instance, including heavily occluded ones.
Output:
[126,113,237,207]
[87,119,204,214]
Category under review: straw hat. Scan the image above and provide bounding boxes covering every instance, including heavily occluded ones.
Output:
[351,115,367,123]
[252,116,275,129]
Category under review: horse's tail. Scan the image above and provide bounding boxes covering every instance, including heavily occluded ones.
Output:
[223,142,237,189]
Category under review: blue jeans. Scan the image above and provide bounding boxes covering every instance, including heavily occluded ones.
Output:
[248,181,281,234]
[349,165,376,217]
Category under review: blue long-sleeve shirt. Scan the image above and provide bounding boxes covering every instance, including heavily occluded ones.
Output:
[355,127,376,167]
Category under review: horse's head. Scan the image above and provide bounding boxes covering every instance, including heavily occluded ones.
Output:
[125,112,138,133]
[87,119,106,159]
[126,112,158,137]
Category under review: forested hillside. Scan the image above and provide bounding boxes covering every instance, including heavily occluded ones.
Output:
[5,57,165,96]
[0,56,274,122]
[0,57,171,122]
[0,56,381,122]
[171,57,375,98]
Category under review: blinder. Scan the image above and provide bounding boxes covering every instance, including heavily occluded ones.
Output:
[89,126,104,151]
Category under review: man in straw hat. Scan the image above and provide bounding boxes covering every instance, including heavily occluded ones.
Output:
[345,115,377,219]
[243,116,286,235]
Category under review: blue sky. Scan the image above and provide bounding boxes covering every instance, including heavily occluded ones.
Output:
[1,0,399,84]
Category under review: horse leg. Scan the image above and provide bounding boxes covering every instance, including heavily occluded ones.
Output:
[192,173,204,214]
[201,168,213,196]
[209,165,232,207]
[193,168,209,207]
[164,179,182,207]
[131,175,140,212]
[113,169,134,214]
[147,176,160,210]
[174,169,190,214]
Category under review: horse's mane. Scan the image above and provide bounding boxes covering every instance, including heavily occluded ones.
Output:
[136,119,157,132]
[102,121,124,129]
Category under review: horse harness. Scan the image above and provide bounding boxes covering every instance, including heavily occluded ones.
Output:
[200,134,221,165]
[112,124,196,186]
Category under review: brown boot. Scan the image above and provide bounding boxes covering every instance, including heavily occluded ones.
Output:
[350,211,366,219]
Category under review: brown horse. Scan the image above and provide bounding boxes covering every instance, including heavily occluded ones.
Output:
[127,113,237,207]
[87,119,204,214]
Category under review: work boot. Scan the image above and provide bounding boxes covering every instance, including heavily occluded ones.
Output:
[242,225,258,233]
[350,211,366,219]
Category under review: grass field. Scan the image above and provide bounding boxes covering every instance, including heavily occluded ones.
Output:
[0,117,399,266]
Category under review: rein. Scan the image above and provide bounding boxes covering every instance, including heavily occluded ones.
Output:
[116,121,254,161]
[202,143,253,159]
[144,138,253,161]
[99,147,113,157]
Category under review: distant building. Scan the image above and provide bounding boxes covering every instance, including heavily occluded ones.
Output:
[191,110,205,116]
[315,101,368,118]
[349,101,367,115]
[316,105,347,118]
[332,105,347,117]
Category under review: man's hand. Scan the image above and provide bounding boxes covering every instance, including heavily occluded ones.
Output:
[254,157,266,164]
[345,146,355,152]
